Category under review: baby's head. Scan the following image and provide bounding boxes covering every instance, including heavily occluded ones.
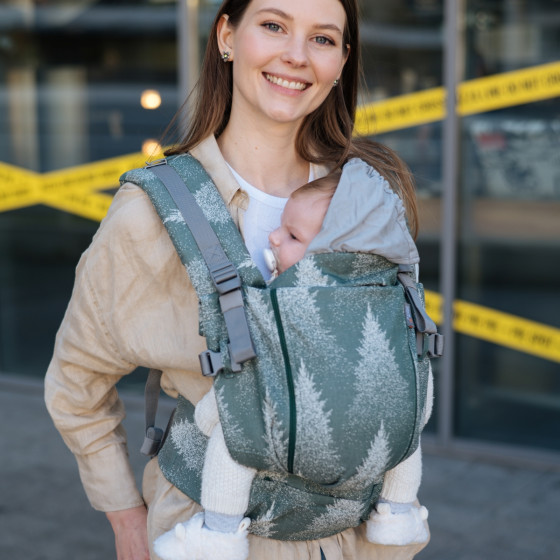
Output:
[267,170,341,275]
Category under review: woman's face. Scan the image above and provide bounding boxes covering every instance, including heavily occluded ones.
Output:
[218,0,348,130]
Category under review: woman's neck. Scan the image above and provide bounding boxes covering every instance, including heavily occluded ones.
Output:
[217,120,310,198]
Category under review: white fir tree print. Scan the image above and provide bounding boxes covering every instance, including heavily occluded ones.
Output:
[170,416,207,472]
[214,385,244,443]
[348,305,409,424]
[163,208,185,226]
[276,287,341,365]
[349,253,388,282]
[249,501,277,538]
[238,257,256,271]
[185,257,215,296]
[294,361,342,481]
[194,180,232,225]
[262,391,289,470]
[294,258,332,287]
[245,289,278,341]
[293,497,366,541]
[243,289,286,396]
[336,423,391,495]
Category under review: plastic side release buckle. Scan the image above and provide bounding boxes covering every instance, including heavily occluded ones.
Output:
[416,332,445,359]
[140,426,164,457]
[212,261,242,295]
[145,158,167,168]
[219,290,256,369]
[199,349,224,377]
[427,333,444,358]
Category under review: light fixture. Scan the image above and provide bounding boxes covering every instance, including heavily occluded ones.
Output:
[142,139,163,157]
[141,89,162,110]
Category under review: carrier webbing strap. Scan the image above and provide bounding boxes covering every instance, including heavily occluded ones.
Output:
[140,368,164,457]
[398,265,444,358]
[146,159,256,372]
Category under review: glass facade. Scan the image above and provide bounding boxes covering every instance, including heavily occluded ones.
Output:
[359,1,445,432]
[0,0,558,461]
[0,0,178,379]
[456,0,560,451]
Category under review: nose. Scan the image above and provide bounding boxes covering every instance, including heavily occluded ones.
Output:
[280,34,309,67]
[269,229,280,246]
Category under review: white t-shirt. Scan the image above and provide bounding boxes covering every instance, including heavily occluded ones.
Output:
[227,164,314,280]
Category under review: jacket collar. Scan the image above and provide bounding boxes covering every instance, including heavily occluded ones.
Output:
[190,135,245,209]
[190,134,331,207]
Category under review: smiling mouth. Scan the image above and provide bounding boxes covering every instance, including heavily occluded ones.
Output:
[265,73,309,91]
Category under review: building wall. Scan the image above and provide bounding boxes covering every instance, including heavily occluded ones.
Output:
[0,0,559,463]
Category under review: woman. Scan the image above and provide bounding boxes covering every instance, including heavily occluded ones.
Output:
[45,0,426,558]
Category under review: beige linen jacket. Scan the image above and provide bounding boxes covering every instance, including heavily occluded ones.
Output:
[45,135,428,559]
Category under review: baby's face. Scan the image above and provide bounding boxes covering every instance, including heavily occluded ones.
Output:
[268,191,330,274]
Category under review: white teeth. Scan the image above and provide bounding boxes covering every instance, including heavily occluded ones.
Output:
[266,74,307,91]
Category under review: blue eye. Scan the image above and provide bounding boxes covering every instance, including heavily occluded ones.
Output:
[314,36,335,46]
[263,22,281,32]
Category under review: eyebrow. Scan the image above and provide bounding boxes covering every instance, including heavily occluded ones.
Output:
[255,8,344,36]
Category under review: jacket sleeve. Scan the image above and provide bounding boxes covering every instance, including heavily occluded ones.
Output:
[44,184,163,512]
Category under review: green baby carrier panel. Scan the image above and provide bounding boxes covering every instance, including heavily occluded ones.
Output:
[120,154,432,541]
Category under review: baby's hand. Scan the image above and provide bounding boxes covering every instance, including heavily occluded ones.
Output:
[366,501,429,546]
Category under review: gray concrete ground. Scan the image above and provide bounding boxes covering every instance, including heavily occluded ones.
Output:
[2,373,559,560]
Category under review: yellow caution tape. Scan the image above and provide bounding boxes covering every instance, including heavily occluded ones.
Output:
[424,290,444,325]
[356,87,445,136]
[43,191,114,223]
[425,290,560,364]
[355,61,560,135]
[458,61,560,116]
[0,163,43,211]
[0,152,161,220]
[2,62,559,217]
[1,62,560,363]
[41,153,148,195]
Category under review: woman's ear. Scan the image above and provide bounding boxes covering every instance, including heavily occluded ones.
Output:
[335,45,350,82]
[343,44,350,66]
[217,14,234,59]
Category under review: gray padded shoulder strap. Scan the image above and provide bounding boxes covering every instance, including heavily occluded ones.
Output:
[146,159,256,372]
[139,157,258,456]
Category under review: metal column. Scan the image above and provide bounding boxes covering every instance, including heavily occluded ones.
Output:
[439,0,465,446]
[177,0,200,128]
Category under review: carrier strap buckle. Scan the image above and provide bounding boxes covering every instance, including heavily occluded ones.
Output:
[199,349,224,377]
[219,290,256,369]
[398,269,443,358]
[145,158,168,168]
[140,426,164,457]
[140,369,165,457]
[147,161,256,373]
[428,332,444,358]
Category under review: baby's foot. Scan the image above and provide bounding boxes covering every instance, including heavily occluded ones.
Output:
[154,512,251,560]
[366,502,429,546]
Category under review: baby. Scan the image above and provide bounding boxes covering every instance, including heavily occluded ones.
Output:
[264,169,339,277]
[154,160,431,560]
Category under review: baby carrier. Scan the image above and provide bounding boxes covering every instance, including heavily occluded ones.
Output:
[120,155,443,541]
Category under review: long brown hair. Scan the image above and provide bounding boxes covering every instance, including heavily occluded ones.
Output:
[165,0,418,238]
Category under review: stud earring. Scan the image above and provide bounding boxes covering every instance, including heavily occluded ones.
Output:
[221,51,231,62]
[333,79,339,86]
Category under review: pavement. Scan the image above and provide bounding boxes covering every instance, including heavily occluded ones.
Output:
[2,373,560,560]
